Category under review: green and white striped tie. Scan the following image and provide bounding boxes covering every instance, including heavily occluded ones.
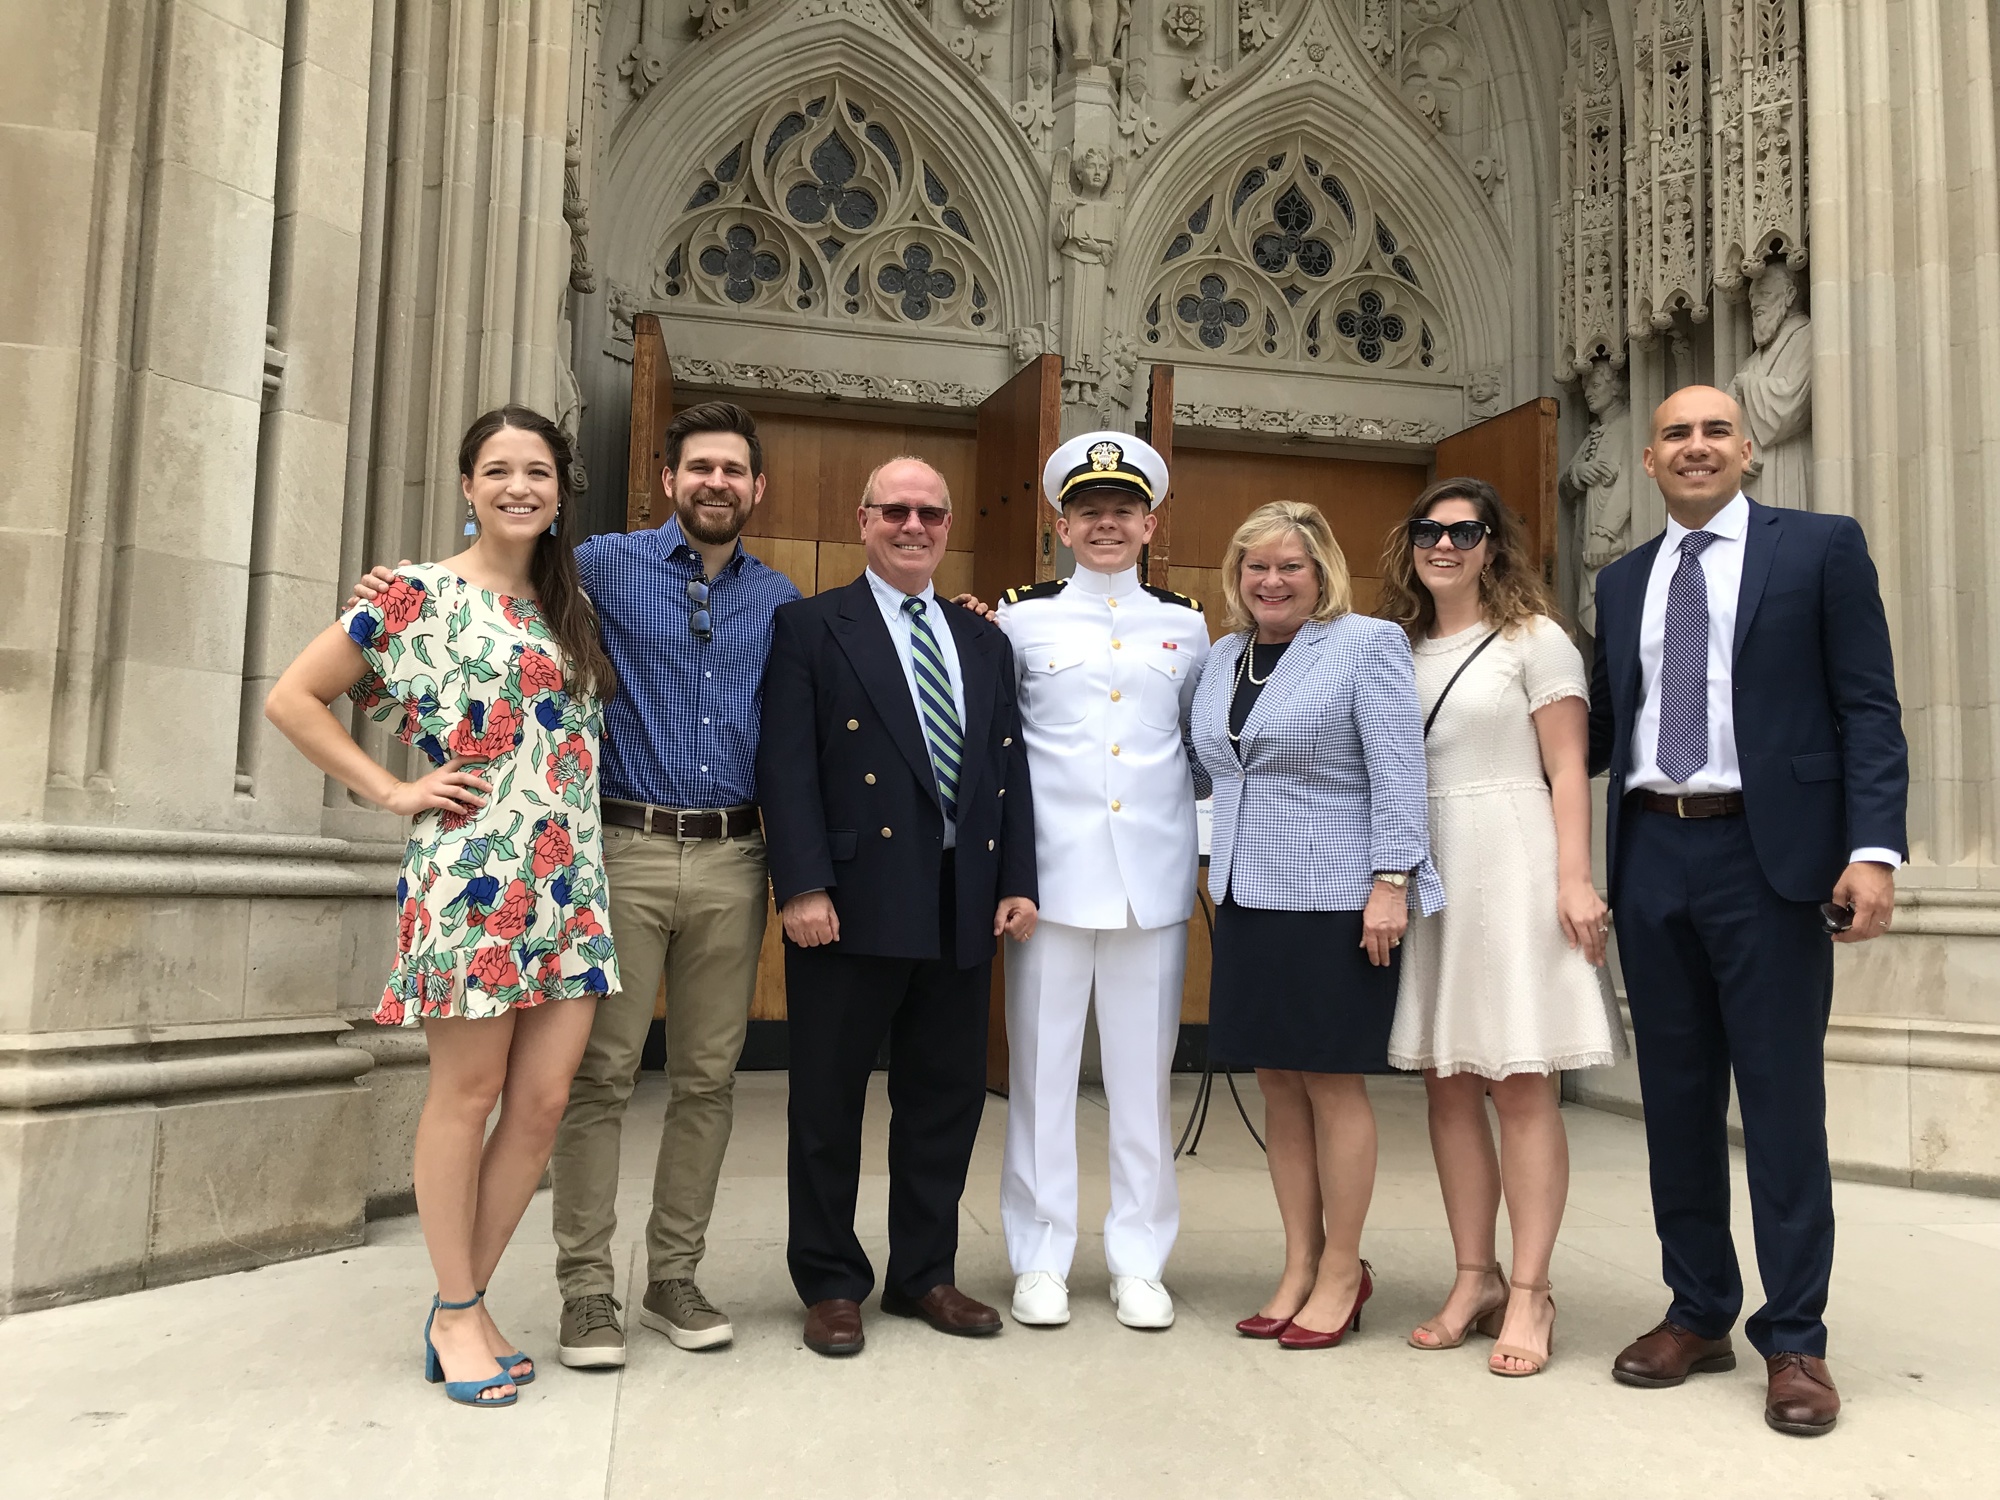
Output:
[902,596,962,819]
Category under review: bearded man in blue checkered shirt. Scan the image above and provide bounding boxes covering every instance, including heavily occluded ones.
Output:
[353,401,799,1366]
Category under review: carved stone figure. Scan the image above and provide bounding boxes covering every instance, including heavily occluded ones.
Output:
[1053,147,1117,265]
[1728,262,1813,510]
[1560,358,1634,634]
[1051,145,1122,407]
[1056,0,1130,70]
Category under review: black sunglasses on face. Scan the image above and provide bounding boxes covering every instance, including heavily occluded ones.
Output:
[686,578,712,641]
[1409,518,1493,551]
[865,503,951,528]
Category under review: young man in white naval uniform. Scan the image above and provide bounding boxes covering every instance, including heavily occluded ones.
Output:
[995,432,1211,1330]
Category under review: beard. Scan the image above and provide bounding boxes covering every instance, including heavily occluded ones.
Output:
[675,486,751,545]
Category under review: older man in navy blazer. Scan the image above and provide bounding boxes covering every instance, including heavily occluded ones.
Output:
[1589,384,1907,1437]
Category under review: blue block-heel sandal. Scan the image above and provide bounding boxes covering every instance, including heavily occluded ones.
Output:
[475,1288,535,1385]
[424,1294,517,1408]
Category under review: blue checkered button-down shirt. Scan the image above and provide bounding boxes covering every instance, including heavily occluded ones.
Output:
[575,519,801,809]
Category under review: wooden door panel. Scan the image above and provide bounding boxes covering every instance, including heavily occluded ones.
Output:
[625,314,675,532]
[972,354,1062,606]
[1140,364,1175,589]
[1432,396,1561,588]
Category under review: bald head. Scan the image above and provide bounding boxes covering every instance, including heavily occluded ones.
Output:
[1644,384,1754,524]
[858,454,954,595]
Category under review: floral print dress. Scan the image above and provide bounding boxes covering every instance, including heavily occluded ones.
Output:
[341,563,619,1025]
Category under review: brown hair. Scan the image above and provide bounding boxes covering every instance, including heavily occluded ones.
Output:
[457,407,618,701]
[1218,501,1354,634]
[663,401,762,478]
[1376,476,1555,641]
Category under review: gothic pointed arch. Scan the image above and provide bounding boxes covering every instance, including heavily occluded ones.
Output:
[600,6,1044,356]
[1117,0,1512,399]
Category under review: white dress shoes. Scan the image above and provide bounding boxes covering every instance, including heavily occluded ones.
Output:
[1110,1276,1175,1330]
[1011,1271,1071,1326]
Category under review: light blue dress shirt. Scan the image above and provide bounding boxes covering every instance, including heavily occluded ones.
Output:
[864,567,968,850]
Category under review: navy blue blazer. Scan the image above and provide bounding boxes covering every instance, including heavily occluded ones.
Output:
[758,574,1037,966]
[1588,499,1908,905]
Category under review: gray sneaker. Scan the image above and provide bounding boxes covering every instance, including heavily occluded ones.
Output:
[558,1293,627,1369]
[638,1278,734,1350]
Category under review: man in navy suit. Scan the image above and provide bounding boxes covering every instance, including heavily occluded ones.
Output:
[1589,385,1908,1436]
[758,457,1039,1357]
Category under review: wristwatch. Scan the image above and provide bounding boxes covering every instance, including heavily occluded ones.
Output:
[1372,870,1411,889]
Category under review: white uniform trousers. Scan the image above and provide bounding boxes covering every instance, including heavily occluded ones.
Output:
[1000,913,1186,1279]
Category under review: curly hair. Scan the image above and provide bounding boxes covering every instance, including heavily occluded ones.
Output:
[1376,476,1556,641]
[1218,500,1354,634]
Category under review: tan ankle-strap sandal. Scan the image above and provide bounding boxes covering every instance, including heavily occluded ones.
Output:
[1489,1279,1556,1377]
[1407,1262,1506,1351]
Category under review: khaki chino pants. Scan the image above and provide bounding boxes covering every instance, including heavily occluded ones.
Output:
[552,823,768,1296]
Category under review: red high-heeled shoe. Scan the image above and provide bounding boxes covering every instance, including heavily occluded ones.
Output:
[1235,1313,1293,1339]
[1277,1261,1374,1350]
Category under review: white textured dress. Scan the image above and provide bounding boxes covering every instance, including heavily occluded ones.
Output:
[1388,615,1623,1079]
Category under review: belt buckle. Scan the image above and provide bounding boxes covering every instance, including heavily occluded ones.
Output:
[1675,795,1690,820]
[674,808,694,841]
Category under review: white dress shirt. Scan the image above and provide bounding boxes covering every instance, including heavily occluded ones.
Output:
[865,567,967,850]
[1629,492,1899,868]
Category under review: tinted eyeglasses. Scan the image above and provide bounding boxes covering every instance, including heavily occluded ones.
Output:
[686,578,712,641]
[864,503,951,528]
[1409,518,1493,551]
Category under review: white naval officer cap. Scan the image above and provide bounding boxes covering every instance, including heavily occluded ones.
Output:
[1040,430,1170,511]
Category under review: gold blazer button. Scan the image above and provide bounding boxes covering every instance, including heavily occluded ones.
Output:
[846,718,859,730]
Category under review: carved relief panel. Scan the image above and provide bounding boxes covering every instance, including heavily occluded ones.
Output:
[1553,2,1624,378]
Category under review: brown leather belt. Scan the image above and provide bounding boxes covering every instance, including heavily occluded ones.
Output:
[1636,790,1745,819]
[602,800,760,839]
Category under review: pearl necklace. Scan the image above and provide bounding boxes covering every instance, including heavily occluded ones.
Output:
[1226,634,1283,743]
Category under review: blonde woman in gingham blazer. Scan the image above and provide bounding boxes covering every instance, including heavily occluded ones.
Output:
[1187,500,1440,1352]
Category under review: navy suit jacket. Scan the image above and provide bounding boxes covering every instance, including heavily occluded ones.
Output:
[1589,500,1909,906]
[757,574,1037,966]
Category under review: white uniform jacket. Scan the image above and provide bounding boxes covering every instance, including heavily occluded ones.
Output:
[995,566,1211,931]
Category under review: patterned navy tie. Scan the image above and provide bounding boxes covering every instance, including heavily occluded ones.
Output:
[1657,530,1721,783]
[902,596,962,819]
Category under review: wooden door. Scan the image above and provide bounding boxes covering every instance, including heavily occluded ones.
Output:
[971,354,1061,1093]
[625,314,675,531]
[1432,396,1561,588]
[1138,364,1175,588]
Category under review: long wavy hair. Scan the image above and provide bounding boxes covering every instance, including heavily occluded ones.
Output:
[457,406,618,701]
[1376,476,1555,641]
[1218,501,1355,634]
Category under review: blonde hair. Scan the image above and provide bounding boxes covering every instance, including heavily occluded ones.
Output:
[1219,501,1354,633]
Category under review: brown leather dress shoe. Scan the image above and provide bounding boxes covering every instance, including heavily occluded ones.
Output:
[1765,1352,1840,1435]
[879,1283,1002,1337]
[1612,1319,1737,1388]
[802,1298,865,1357]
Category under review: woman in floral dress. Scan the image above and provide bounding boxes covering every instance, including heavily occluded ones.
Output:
[266,406,619,1407]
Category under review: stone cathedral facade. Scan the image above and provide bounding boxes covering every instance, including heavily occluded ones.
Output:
[4,0,1998,1311]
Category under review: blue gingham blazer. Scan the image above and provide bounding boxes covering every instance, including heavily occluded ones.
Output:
[1190,614,1443,915]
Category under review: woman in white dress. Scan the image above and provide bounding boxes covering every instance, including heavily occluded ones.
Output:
[1380,477,1620,1377]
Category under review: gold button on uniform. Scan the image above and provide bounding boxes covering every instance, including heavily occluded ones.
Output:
[1111,799,1122,811]
[1112,639,1122,649]
[881,826,893,838]
[864,773,876,784]
[1108,598,1118,608]
[1003,736,1013,746]
[1111,744,1121,755]
[846,719,859,730]
[1110,689,1121,702]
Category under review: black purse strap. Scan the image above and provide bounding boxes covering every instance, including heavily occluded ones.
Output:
[1423,630,1501,739]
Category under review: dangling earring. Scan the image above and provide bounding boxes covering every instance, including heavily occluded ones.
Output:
[548,506,560,537]
[463,499,477,537]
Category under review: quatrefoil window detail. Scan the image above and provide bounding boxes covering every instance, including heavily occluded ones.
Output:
[698,226,782,304]
[878,244,956,320]
[1176,274,1250,349]
[784,133,879,231]
[1252,188,1335,278]
[1334,289,1407,364]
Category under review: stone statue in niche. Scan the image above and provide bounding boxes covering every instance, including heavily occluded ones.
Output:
[1560,357,1633,635]
[1727,261,1813,510]
[1051,145,1123,406]
[1057,0,1130,71]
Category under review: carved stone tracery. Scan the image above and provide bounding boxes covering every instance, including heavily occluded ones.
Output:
[1711,0,1806,287]
[1553,2,1624,378]
[1139,135,1452,376]
[652,81,1007,338]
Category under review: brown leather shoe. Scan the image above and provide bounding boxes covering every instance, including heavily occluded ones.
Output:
[1765,1352,1840,1436]
[802,1298,864,1357]
[1612,1319,1737,1388]
[879,1283,1002,1337]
